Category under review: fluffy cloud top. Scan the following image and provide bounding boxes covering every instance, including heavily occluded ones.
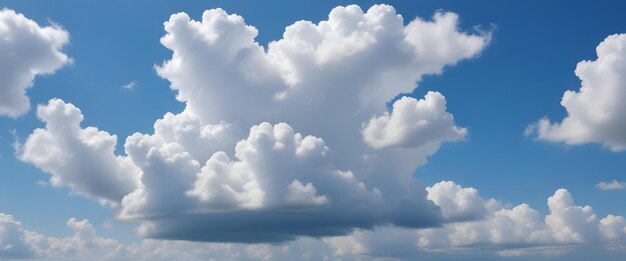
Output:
[425,180,499,222]
[0,8,70,118]
[363,92,467,149]
[527,34,626,151]
[20,99,140,206]
[20,4,489,243]
[0,213,34,259]
[420,183,626,250]
[327,181,626,258]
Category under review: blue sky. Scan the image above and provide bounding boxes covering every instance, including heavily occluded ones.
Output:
[1,0,626,260]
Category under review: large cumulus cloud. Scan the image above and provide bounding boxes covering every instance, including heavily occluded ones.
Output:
[527,34,626,151]
[0,8,70,118]
[20,4,490,242]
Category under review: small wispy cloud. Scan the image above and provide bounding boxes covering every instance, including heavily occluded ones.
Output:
[10,129,22,156]
[121,80,137,90]
[596,180,625,190]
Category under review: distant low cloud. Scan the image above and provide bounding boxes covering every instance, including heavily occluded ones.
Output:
[527,34,626,151]
[0,213,119,260]
[327,181,626,258]
[596,180,626,190]
[0,8,70,118]
[6,180,626,261]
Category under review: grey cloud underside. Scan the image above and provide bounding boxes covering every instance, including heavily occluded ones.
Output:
[19,4,489,243]
[3,182,626,260]
[326,182,626,258]
[141,208,441,243]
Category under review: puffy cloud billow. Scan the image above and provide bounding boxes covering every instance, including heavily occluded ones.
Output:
[19,4,489,242]
[0,8,70,118]
[20,99,141,206]
[5,180,626,261]
[325,181,626,258]
[0,213,119,260]
[527,34,626,151]
[363,92,467,149]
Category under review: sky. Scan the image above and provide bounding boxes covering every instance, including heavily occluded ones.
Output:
[1,0,626,260]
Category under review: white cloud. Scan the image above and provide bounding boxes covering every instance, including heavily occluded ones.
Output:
[132,6,487,238]
[363,92,467,149]
[19,98,140,205]
[425,180,499,222]
[527,34,626,151]
[327,181,626,258]
[285,180,329,207]
[600,215,626,241]
[596,180,625,190]
[20,4,489,243]
[121,81,137,90]
[0,8,70,118]
[0,213,35,259]
[421,185,621,249]
[121,121,429,242]
[0,213,119,260]
[545,188,601,243]
[5,181,626,261]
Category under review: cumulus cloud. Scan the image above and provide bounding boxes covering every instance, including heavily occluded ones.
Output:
[419,185,626,250]
[5,179,626,261]
[122,121,437,243]
[0,8,70,118]
[19,98,140,205]
[425,180,499,222]
[326,181,626,259]
[20,4,489,243]
[0,213,119,260]
[596,180,625,190]
[363,92,467,149]
[527,34,626,151]
[0,213,35,259]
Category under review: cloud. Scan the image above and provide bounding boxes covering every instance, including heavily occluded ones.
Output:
[0,213,35,259]
[527,34,626,151]
[326,181,626,259]
[0,212,119,260]
[0,8,70,118]
[363,92,467,149]
[425,180,499,222]
[121,81,137,90]
[121,121,438,243]
[596,180,625,190]
[4,179,626,261]
[20,4,489,243]
[420,185,620,249]
[19,98,141,206]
